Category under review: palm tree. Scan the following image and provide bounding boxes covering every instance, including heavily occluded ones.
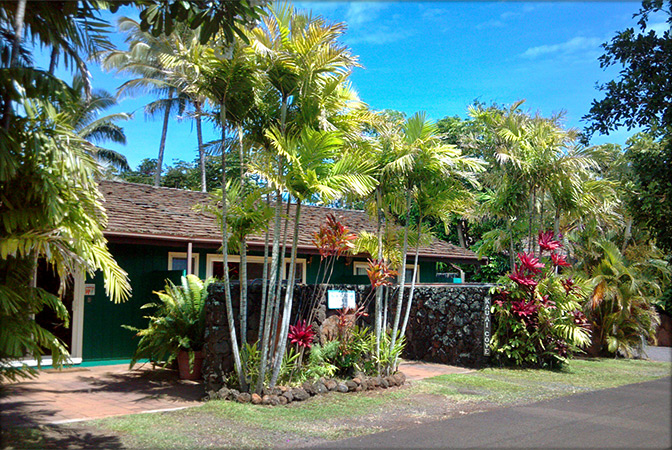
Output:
[102,17,189,187]
[264,126,377,386]
[249,3,364,391]
[579,240,669,356]
[383,112,485,366]
[60,75,132,171]
[0,0,131,380]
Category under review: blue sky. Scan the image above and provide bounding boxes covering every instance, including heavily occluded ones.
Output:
[45,1,661,170]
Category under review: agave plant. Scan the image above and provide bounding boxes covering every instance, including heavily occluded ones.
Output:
[124,275,213,369]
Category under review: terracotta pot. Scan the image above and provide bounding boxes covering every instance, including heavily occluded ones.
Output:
[177,349,204,380]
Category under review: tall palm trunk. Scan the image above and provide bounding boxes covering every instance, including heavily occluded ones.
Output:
[219,100,246,391]
[258,194,271,342]
[507,218,515,270]
[2,0,26,130]
[554,206,561,239]
[390,189,412,359]
[400,217,422,342]
[256,187,283,394]
[270,201,302,388]
[456,220,467,249]
[195,100,206,192]
[154,89,174,187]
[238,123,248,344]
[375,187,384,366]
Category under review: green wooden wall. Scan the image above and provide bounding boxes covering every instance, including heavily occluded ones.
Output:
[82,243,445,361]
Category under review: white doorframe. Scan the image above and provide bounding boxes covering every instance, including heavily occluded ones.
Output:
[70,269,85,361]
[8,270,85,368]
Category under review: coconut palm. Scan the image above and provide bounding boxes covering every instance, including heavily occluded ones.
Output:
[102,17,189,187]
[59,75,132,171]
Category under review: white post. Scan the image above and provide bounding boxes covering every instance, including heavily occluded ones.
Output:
[187,242,193,275]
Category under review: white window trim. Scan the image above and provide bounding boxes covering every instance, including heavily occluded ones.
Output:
[168,252,200,275]
[353,261,369,276]
[206,254,306,283]
[353,261,419,283]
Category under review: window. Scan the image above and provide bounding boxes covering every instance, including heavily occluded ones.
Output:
[353,261,419,283]
[353,261,369,276]
[206,254,306,283]
[168,252,199,275]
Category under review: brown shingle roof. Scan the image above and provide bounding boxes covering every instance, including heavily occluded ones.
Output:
[100,180,481,263]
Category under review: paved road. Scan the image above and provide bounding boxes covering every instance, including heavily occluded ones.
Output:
[312,377,672,449]
[645,345,672,363]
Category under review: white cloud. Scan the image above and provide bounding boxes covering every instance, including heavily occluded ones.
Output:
[345,2,386,27]
[648,21,670,36]
[521,36,603,59]
[346,26,411,45]
[476,19,504,30]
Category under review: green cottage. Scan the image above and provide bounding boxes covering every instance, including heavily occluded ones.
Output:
[52,181,483,364]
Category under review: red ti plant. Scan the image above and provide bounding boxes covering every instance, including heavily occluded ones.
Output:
[305,214,358,324]
[489,230,591,368]
[366,259,398,288]
[312,213,357,260]
[551,252,571,268]
[538,230,562,253]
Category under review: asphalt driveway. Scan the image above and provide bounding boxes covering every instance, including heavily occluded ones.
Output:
[311,376,672,449]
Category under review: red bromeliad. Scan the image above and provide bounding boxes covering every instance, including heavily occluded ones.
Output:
[288,320,315,349]
[538,230,562,253]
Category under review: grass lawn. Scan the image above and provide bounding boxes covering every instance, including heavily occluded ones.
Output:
[2,358,670,449]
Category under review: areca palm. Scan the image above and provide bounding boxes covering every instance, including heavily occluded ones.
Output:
[580,240,668,356]
[264,126,377,386]
[384,112,485,359]
[248,4,364,391]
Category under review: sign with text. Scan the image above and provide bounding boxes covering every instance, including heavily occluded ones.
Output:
[327,290,356,309]
[483,294,492,356]
[84,284,96,296]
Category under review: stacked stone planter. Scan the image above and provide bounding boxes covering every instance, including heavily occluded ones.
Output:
[203,282,492,393]
[205,372,407,406]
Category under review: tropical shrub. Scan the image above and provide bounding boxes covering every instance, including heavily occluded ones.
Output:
[124,275,213,369]
[490,231,591,368]
[581,240,667,357]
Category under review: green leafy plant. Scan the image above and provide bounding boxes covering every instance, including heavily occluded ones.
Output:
[490,231,591,368]
[124,275,213,369]
[582,240,667,357]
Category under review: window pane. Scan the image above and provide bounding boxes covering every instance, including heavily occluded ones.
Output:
[247,262,265,280]
[285,262,303,283]
[355,266,368,276]
[171,258,187,272]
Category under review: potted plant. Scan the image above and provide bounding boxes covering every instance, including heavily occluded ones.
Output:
[124,275,213,380]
